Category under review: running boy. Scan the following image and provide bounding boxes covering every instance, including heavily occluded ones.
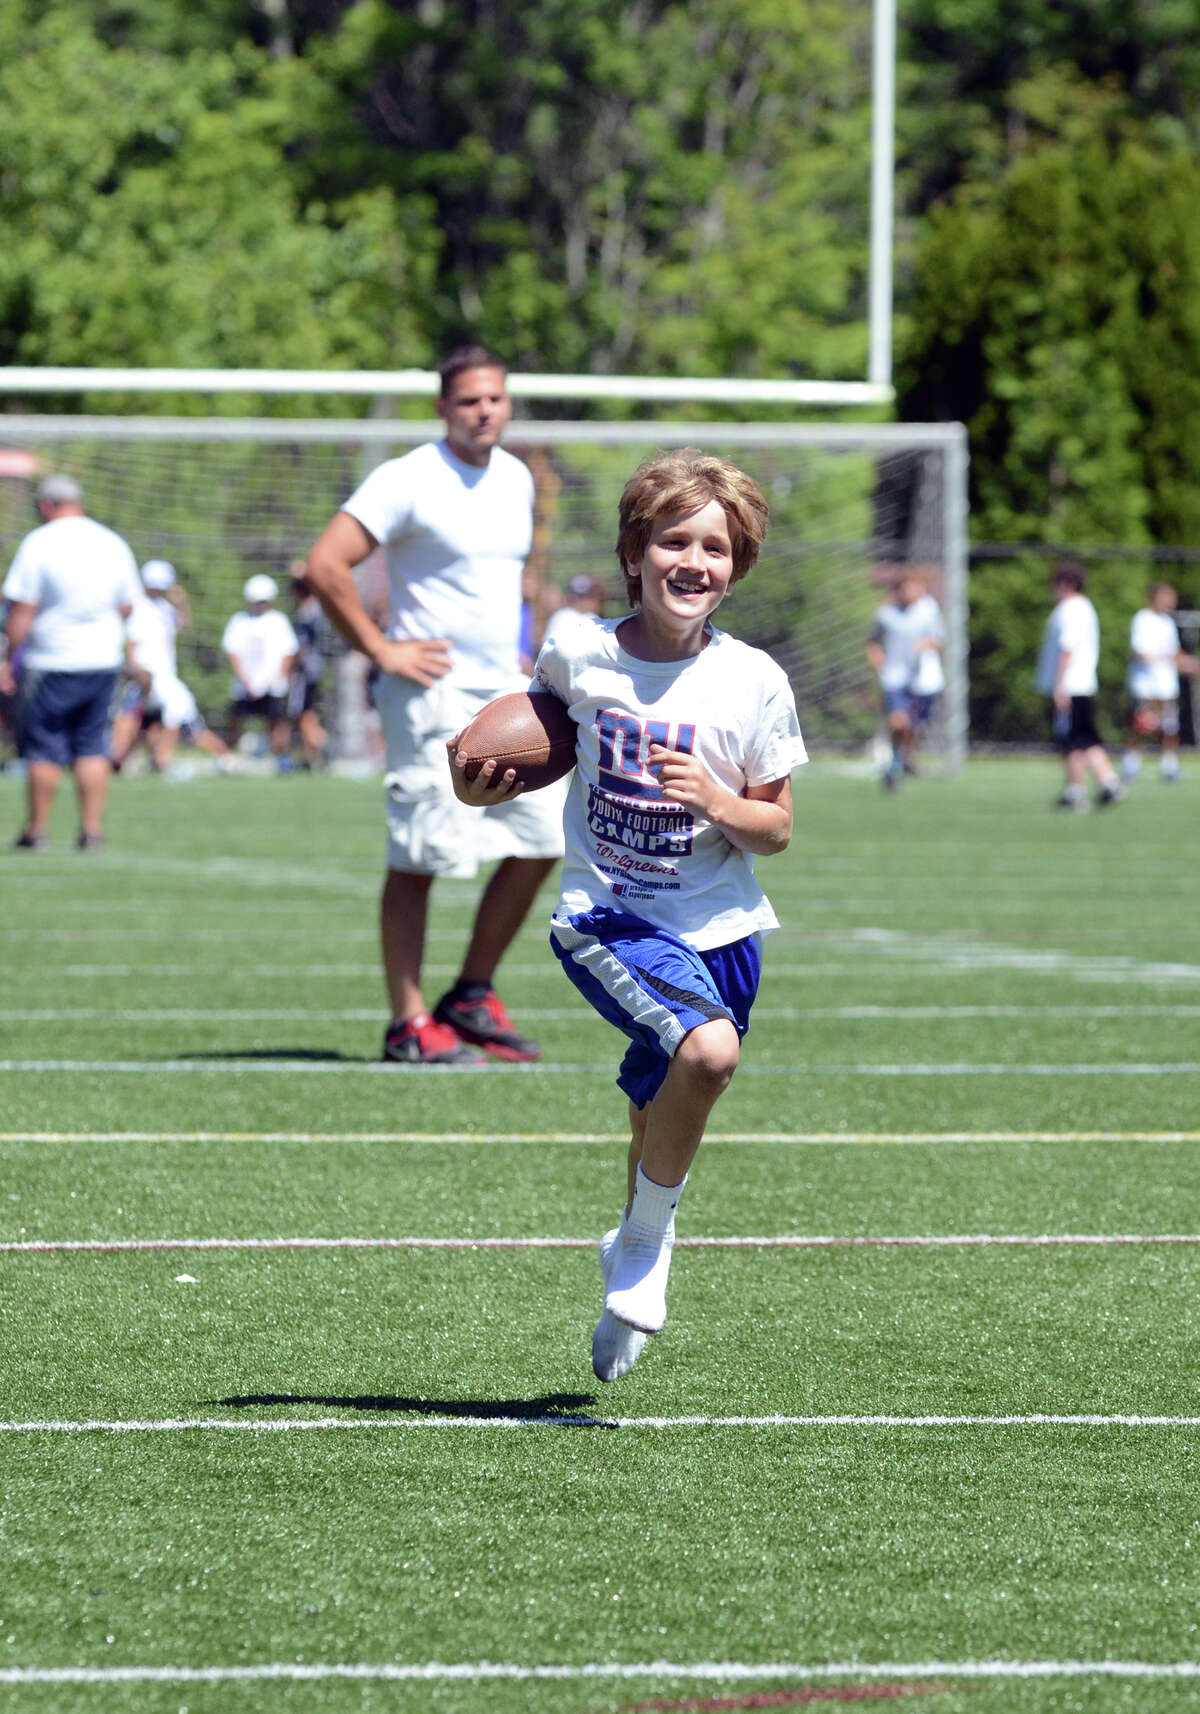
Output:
[449,451,807,1381]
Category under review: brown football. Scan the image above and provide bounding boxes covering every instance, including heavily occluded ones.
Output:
[455,690,577,792]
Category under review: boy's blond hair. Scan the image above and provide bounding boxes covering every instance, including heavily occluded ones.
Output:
[615,450,769,605]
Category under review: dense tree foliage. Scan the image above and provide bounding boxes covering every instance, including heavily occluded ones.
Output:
[898,71,1200,733]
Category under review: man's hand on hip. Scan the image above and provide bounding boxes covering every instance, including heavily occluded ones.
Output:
[375,638,454,687]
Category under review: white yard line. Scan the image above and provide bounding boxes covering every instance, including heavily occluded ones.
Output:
[3,1003,1198,1021]
[3,1413,1200,1433]
[5,1232,1200,1255]
[2,1658,1200,1686]
[3,1129,1198,1144]
[1,1058,1197,1076]
[38,924,1200,984]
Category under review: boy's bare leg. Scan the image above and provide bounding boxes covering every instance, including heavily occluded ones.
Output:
[639,1018,740,1188]
[605,1019,740,1335]
[624,1099,649,1212]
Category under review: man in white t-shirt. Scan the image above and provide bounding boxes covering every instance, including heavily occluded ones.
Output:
[1121,581,1198,784]
[1033,559,1122,811]
[865,568,945,790]
[1,473,142,850]
[305,346,565,1065]
[221,575,299,763]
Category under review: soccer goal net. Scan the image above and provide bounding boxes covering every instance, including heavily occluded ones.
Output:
[0,416,968,770]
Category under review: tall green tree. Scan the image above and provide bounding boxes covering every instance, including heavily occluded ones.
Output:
[285,0,874,378]
[898,77,1200,736]
[0,2,437,389]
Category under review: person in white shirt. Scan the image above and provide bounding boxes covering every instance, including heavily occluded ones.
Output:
[451,450,807,1381]
[1122,581,1198,784]
[305,346,565,1066]
[221,574,299,763]
[1,473,142,850]
[1033,558,1122,811]
[111,561,231,775]
[540,573,608,654]
[865,568,945,790]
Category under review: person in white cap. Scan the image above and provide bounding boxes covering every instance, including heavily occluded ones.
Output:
[221,574,299,763]
[111,560,232,775]
[541,573,608,653]
[1,473,142,850]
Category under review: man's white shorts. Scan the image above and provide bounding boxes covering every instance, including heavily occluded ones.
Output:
[376,674,566,877]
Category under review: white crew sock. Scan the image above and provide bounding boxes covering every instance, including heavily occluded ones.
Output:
[604,1165,688,1334]
[627,1163,687,1238]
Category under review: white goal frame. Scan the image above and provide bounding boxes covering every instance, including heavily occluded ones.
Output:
[0,414,969,772]
[0,0,899,411]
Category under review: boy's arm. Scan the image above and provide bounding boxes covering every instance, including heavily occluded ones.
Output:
[647,745,792,855]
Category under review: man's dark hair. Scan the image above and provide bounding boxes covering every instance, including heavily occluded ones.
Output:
[1052,557,1087,593]
[438,345,508,397]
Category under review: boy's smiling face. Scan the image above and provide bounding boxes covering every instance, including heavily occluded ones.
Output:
[627,499,734,637]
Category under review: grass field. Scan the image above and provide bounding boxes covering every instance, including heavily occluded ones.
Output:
[2,756,1199,1713]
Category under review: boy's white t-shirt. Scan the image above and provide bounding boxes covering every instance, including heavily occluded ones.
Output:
[125,598,177,683]
[3,516,142,672]
[535,616,808,951]
[221,609,299,698]
[1034,593,1100,696]
[1127,608,1181,700]
[870,592,945,693]
[342,440,534,691]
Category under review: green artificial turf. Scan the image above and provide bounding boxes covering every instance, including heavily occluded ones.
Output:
[1,758,1197,1712]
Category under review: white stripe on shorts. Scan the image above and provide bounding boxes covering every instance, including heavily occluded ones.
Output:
[550,915,683,1059]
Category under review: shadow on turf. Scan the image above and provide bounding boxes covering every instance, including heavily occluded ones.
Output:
[212,1390,614,1425]
[179,1047,360,1062]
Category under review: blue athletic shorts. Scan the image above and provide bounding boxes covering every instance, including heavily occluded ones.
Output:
[883,687,936,726]
[549,905,762,1109]
[17,669,118,765]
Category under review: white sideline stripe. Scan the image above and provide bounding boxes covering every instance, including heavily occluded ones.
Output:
[5,1003,1200,1022]
[3,1658,1200,1686]
[2,1058,1199,1076]
[4,1129,1199,1145]
[4,1414,1200,1433]
[5,1232,1200,1255]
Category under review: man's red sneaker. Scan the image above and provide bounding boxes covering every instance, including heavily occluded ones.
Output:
[433,989,541,1062]
[382,1012,485,1066]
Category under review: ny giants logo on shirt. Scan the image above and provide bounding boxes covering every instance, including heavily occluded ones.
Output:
[595,708,696,801]
[586,708,697,861]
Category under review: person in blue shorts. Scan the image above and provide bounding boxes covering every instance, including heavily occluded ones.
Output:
[865,568,945,790]
[450,450,807,1381]
[1,474,142,850]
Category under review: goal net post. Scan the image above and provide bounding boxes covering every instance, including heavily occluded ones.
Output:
[0,416,969,772]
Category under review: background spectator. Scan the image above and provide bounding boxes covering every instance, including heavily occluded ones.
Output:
[221,574,298,765]
[1,473,141,850]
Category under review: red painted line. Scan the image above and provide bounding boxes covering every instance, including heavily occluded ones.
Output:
[628,1681,946,1710]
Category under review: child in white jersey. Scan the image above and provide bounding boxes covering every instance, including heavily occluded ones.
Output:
[1122,581,1198,783]
[449,451,807,1381]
